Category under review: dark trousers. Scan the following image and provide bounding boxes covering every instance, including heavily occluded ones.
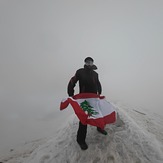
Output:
[77,121,102,143]
[77,121,87,144]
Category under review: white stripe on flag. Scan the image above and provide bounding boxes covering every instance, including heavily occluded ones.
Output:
[77,98,115,119]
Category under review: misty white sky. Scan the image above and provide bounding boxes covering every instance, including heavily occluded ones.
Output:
[0,0,163,150]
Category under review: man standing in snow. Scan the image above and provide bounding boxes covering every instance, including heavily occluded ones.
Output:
[67,57,107,150]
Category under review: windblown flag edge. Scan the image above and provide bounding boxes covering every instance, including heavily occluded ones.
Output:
[60,93,116,129]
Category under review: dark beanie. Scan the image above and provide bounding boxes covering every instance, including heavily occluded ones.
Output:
[84,57,94,62]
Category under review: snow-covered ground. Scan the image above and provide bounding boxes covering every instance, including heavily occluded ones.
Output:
[1,102,163,163]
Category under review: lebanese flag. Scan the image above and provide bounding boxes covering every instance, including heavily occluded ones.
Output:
[60,93,116,129]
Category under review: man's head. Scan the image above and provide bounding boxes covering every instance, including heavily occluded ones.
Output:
[84,57,97,70]
[84,57,94,66]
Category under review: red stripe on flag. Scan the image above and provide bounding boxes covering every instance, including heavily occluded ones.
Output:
[73,93,105,99]
[68,98,88,125]
[60,99,69,110]
[86,112,116,129]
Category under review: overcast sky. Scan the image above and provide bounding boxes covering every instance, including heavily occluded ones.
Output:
[1,0,163,111]
[0,0,163,149]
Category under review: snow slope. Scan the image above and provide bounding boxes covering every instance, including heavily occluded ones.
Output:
[1,103,163,163]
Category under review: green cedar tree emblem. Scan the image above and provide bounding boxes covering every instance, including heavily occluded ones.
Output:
[80,100,98,117]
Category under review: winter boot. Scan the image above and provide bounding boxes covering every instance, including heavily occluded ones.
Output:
[77,140,88,150]
[97,127,107,135]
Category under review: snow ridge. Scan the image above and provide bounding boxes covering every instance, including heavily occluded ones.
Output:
[24,104,163,163]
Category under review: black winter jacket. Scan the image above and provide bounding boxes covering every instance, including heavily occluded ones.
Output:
[67,65,102,96]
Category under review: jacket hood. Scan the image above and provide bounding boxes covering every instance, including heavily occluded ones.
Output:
[84,64,97,70]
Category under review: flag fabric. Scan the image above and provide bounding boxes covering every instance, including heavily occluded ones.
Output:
[60,93,116,129]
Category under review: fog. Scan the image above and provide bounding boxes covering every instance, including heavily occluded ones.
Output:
[0,0,163,153]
